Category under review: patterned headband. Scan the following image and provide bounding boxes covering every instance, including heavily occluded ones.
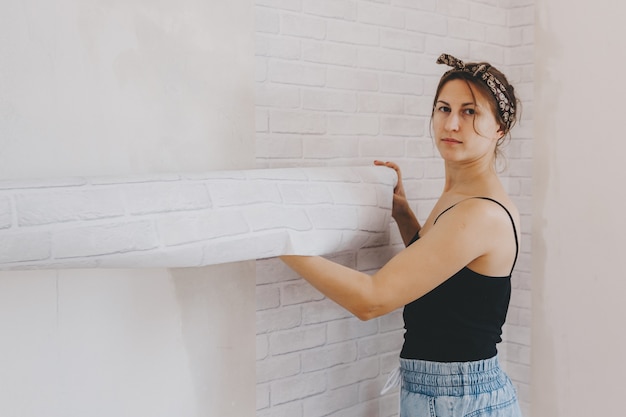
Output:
[436,53,515,130]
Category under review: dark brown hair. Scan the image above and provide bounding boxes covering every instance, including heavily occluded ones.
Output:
[433,65,517,133]
[431,63,520,165]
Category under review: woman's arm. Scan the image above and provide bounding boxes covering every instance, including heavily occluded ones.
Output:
[281,198,505,321]
[280,255,376,320]
[374,161,421,246]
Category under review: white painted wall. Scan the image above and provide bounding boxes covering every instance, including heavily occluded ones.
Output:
[0,1,256,416]
[0,0,255,178]
[0,0,540,415]
[0,265,256,417]
[533,1,626,416]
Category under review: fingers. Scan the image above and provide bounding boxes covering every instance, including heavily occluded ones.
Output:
[374,160,400,171]
[374,160,402,179]
[374,160,405,198]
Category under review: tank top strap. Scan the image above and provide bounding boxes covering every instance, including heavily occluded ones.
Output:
[433,196,519,275]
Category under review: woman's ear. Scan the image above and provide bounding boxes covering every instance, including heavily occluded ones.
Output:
[493,129,506,147]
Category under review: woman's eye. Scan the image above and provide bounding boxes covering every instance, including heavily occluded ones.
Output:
[463,108,476,115]
[438,106,451,113]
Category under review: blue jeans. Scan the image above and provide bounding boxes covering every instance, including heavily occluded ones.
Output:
[399,356,522,417]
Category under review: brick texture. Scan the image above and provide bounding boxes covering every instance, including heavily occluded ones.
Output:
[0,166,396,270]
[255,0,534,416]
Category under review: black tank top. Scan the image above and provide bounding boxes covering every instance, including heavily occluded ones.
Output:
[400,197,519,362]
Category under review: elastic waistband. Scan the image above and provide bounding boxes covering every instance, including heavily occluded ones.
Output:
[400,356,507,397]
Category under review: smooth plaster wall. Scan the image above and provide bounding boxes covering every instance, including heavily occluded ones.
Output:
[533,1,626,415]
[0,0,255,179]
[0,265,256,417]
[0,1,256,416]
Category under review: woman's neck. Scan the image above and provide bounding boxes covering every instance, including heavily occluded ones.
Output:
[442,158,499,194]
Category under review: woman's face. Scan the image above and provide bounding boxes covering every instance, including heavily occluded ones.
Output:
[432,79,503,163]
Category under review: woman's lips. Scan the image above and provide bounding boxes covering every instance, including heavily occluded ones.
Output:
[441,137,462,143]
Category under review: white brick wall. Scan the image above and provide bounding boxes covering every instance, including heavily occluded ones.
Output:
[0,166,396,270]
[255,0,534,416]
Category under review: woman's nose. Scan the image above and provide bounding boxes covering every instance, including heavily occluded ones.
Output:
[445,113,460,131]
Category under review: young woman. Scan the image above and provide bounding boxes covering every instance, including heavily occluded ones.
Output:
[281,53,523,416]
